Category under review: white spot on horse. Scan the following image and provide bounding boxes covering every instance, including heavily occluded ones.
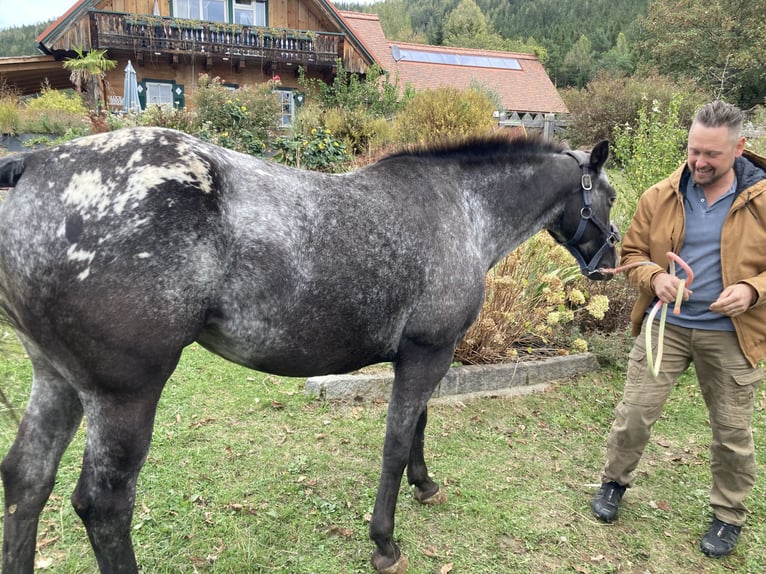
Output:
[66,245,95,281]
[62,170,113,218]
[126,150,143,169]
[67,245,95,265]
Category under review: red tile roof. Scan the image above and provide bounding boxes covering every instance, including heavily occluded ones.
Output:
[339,11,568,115]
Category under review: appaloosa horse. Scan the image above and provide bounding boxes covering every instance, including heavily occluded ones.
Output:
[0,127,617,573]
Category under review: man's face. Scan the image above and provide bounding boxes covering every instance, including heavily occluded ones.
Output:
[687,123,745,188]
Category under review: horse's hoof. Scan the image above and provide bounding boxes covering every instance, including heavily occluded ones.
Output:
[414,486,447,505]
[373,553,409,574]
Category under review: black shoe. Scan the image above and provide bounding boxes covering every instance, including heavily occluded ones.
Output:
[591,481,626,523]
[700,517,741,557]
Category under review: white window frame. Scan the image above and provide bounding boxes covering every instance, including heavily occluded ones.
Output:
[174,0,227,23]
[277,90,294,128]
[234,0,267,26]
[145,81,175,107]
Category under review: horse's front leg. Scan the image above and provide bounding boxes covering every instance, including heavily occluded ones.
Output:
[1,358,83,574]
[71,384,165,574]
[369,341,453,574]
[407,408,446,505]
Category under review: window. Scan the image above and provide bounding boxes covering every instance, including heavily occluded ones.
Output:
[139,79,185,109]
[174,0,227,23]
[234,0,267,26]
[277,90,294,128]
[146,82,174,106]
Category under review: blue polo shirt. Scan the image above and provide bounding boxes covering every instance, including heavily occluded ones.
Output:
[665,175,737,331]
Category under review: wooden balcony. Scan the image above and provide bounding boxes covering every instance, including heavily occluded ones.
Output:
[90,11,343,69]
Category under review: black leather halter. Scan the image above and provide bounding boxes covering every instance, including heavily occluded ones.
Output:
[556,150,620,278]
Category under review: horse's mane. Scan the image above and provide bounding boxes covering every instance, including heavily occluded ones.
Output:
[378,133,567,164]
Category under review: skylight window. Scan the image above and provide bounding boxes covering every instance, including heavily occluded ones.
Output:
[390,45,521,70]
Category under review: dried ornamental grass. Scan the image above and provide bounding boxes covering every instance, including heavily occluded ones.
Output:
[455,232,613,364]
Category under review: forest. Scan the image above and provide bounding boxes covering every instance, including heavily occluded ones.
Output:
[1,0,765,108]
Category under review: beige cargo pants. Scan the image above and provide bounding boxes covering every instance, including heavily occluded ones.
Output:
[601,318,764,525]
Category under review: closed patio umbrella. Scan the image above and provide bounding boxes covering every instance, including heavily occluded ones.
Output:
[122,60,141,113]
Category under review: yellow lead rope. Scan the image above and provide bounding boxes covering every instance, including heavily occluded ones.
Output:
[600,252,694,378]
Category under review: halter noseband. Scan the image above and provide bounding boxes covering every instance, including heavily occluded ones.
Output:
[557,150,620,278]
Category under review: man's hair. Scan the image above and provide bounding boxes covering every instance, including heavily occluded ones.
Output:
[693,100,744,140]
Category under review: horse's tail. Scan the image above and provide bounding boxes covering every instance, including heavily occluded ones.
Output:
[0,153,27,188]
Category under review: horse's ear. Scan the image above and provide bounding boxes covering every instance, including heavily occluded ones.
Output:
[589,140,610,172]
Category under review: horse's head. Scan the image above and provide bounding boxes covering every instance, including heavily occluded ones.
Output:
[548,141,619,281]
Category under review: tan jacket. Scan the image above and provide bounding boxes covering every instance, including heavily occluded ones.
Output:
[622,150,766,366]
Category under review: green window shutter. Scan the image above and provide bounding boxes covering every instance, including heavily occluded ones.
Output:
[173,83,185,108]
[138,80,147,109]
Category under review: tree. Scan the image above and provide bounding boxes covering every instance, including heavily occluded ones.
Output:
[63,47,117,112]
[636,0,766,107]
[597,32,634,76]
[561,35,594,88]
[377,0,427,43]
[443,0,488,44]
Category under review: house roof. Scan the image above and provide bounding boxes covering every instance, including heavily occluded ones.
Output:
[339,11,568,115]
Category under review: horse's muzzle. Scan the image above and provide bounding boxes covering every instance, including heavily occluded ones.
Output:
[585,269,615,281]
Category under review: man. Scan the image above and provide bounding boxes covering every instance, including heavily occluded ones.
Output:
[591,100,766,557]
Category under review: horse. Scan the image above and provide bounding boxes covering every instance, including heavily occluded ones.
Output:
[0,127,618,574]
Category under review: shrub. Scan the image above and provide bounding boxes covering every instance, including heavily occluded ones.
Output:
[393,86,496,144]
[0,96,19,136]
[19,86,88,135]
[191,74,280,155]
[612,94,688,218]
[455,233,615,363]
[561,72,706,148]
[321,107,393,156]
[273,127,350,172]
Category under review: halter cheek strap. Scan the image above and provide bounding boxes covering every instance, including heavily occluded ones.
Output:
[557,151,620,277]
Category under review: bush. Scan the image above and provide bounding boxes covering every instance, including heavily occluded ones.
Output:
[273,127,350,172]
[321,107,393,156]
[455,233,616,363]
[191,74,280,155]
[19,86,88,135]
[0,96,19,136]
[393,86,496,144]
[561,72,706,148]
[611,94,688,218]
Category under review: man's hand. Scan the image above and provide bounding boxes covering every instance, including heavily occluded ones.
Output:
[710,284,757,317]
[652,272,692,305]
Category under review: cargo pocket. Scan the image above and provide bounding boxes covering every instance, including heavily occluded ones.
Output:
[720,368,764,428]
[624,345,651,404]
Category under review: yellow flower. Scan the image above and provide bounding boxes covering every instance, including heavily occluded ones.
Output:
[311,128,317,135]
[586,294,610,320]
[572,338,589,353]
[568,288,586,306]
[333,142,339,147]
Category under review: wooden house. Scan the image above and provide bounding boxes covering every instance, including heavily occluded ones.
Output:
[0,0,567,128]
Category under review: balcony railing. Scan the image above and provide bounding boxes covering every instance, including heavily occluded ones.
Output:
[90,11,343,67]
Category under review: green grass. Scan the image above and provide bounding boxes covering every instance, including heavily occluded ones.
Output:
[2,337,766,573]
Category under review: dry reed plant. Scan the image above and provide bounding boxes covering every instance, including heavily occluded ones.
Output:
[455,232,613,364]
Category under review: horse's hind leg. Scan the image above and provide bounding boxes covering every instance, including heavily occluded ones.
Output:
[71,381,167,574]
[1,355,84,573]
[406,408,446,505]
[369,341,453,574]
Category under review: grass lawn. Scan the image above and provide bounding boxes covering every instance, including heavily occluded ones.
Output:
[1,337,766,573]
